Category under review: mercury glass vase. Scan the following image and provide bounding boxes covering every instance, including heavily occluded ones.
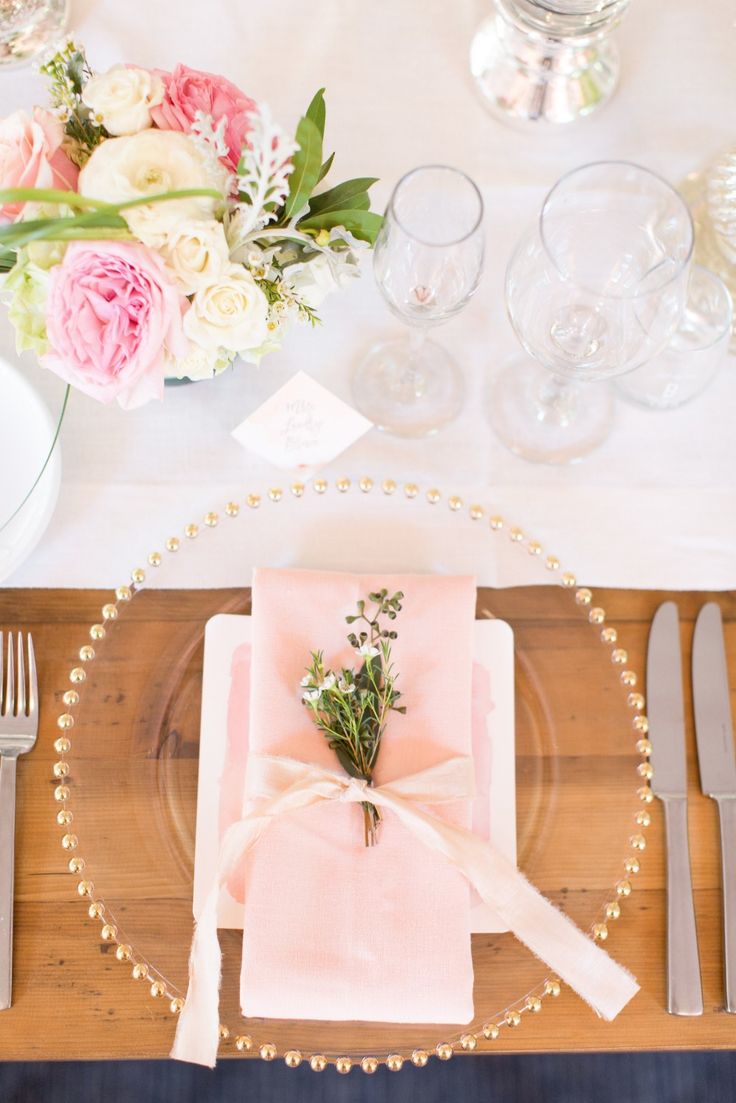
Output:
[470,0,631,126]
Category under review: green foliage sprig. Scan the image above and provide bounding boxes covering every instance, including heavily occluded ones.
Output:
[39,41,108,166]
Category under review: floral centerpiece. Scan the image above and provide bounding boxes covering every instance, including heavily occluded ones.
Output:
[0,42,381,408]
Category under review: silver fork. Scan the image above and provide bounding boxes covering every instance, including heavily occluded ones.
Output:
[0,634,38,1011]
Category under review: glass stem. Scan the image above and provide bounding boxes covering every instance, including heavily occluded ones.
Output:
[396,327,427,401]
[534,371,581,427]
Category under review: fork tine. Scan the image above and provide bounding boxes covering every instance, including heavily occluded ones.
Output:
[3,633,13,717]
[27,634,37,717]
[16,634,25,718]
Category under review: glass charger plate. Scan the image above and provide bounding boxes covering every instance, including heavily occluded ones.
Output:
[54,478,649,1070]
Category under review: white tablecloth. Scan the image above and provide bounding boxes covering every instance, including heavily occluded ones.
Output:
[2,0,735,590]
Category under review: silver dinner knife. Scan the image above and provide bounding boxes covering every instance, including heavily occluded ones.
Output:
[692,602,736,1014]
[647,601,703,1015]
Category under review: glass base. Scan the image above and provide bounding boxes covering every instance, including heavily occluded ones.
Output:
[352,337,464,438]
[489,357,614,464]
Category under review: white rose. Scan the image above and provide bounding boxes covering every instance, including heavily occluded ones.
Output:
[161,219,230,295]
[82,65,164,136]
[285,254,345,309]
[183,264,269,353]
[78,130,225,247]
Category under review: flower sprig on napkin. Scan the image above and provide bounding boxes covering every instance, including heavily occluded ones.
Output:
[301,589,406,846]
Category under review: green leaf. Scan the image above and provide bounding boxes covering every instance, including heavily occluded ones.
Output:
[299,208,384,244]
[305,88,326,138]
[317,152,335,184]
[306,177,378,218]
[282,115,323,221]
[0,187,113,210]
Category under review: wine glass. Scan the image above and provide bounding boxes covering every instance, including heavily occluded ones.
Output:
[352,165,484,437]
[0,0,68,67]
[490,161,694,463]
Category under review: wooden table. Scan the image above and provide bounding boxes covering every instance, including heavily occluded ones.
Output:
[1,586,735,1062]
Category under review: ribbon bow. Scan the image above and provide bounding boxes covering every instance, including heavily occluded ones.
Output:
[172,754,638,1067]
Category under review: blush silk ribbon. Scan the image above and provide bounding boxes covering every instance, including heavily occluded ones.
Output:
[171,753,639,1067]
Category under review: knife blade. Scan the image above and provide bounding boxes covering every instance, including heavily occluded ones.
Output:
[692,602,736,1013]
[647,601,703,1015]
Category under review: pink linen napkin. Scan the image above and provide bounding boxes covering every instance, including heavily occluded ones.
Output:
[239,567,477,1023]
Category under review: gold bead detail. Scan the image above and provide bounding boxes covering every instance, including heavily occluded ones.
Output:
[57,713,74,730]
[116,585,132,602]
[89,624,105,641]
[246,495,260,510]
[505,1010,522,1027]
[448,495,462,511]
[312,479,327,494]
[101,604,118,621]
[601,626,618,643]
[100,923,117,941]
[55,785,71,802]
[387,1053,404,1070]
[489,515,504,530]
[147,551,162,567]
[633,714,649,733]
[636,809,652,827]
[57,810,73,826]
[79,645,95,661]
[218,1025,230,1040]
[359,476,373,493]
[621,670,637,687]
[482,1023,501,1038]
[616,879,633,897]
[67,856,84,873]
[404,482,419,498]
[200,511,217,527]
[637,785,653,803]
[166,536,180,552]
[426,488,441,504]
[268,487,283,501]
[62,690,79,706]
[561,572,577,588]
[131,567,145,584]
[470,504,484,520]
[336,1057,352,1074]
[225,502,239,518]
[291,482,305,497]
[69,667,85,684]
[625,856,641,874]
[260,1044,277,1061]
[170,997,184,1014]
[54,737,71,754]
[592,922,608,941]
[382,479,397,495]
[611,648,628,664]
[150,981,166,999]
[526,996,543,1012]
[588,607,605,624]
[630,833,647,851]
[54,761,70,778]
[460,1033,477,1049]
[606,901,621,920]
[185,523,199,539]
[528,540,542,556]
[436,1042,454,1060]
[362,1057,379,1074]
[284,1050,302,1068]
[509,527,523,542]
[88,902,104,919]
[546,555,560,571]
[235,1035,253,1052]
[638,761,654,780]
[309,1055,327,1072]
[636,738,653,756]
[336,478,350,493]
[628,692,645,711]
[575,587,592,606]
[132,963,149,980]
[115,944,131,961]
[411,1050,429,1066]
[544,979,561,997]
[76,879,93,896]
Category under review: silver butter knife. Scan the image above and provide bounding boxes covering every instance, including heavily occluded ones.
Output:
[647,601,703,1015]
[692,602,736,1014]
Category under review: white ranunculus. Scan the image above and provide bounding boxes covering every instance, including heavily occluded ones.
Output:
[78,130,224,246]
[160,219,230,295]
[82,65,164,136]
[166,341,233,382]
[183,264,269,353]
[285,253,345,309]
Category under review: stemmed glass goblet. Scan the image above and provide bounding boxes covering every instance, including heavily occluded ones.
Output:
[490,161,694,463]
[353,165,484,437]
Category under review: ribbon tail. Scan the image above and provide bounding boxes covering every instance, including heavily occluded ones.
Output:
[374,792,639,1022]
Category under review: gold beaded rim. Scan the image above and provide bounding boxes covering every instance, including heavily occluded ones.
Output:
[52,477,649,1071]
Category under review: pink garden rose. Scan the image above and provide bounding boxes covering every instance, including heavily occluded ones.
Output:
[0,108,78,219]
[42,241,188,409]
[150,64,256,171]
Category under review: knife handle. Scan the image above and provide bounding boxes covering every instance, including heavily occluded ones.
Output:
[663,796,703,1015]
[715,795,736,1013]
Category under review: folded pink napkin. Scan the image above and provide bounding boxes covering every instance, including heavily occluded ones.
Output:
[239,567,477,1023]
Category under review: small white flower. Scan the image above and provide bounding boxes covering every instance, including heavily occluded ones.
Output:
[300,675,313,687]
[318,673,336,692]
[356,643,380,658]
[338,679,356,694]
[302,688,321,703]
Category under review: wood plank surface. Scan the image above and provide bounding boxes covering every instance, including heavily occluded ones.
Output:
[0,586,735,1062]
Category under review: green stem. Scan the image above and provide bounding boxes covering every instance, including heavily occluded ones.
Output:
[0,384,70,535]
